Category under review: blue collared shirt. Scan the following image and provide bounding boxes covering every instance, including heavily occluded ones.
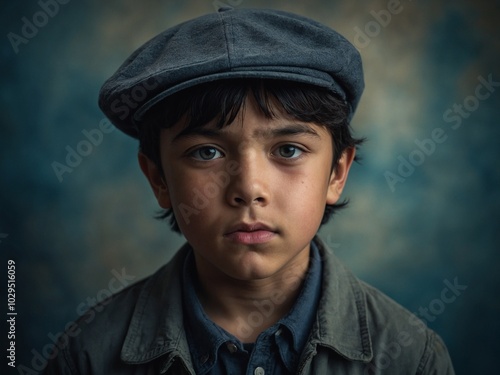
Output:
[182,242,323,375]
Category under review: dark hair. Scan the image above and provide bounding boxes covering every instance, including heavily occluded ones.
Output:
[139,79,364,233]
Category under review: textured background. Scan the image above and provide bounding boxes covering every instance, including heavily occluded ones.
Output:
[1,0,499,373]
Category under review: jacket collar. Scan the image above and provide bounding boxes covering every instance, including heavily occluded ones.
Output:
[120,243,193,366]
[311,236,373,362]
[120,237,373,366]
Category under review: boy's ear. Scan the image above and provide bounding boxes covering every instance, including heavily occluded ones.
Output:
[326,147,356,205]
[138,152,171,209]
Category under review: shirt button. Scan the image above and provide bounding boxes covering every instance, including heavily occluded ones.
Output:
[254,367,265,375]
[226,342,238,353]
[275,328,283,336]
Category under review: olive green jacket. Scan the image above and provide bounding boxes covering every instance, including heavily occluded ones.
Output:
[43,237,455,374]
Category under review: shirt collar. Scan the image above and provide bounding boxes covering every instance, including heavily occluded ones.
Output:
[182,242,323,374]
[182,250,236,374]
[119,237,373,366]
[276,240,323,352]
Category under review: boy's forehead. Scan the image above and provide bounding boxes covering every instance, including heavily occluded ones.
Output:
[164,107,327,144]
[99,8,364,139]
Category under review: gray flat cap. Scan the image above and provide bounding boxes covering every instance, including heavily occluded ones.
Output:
[98,7,364,138]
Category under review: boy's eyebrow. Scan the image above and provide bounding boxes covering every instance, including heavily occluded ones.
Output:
[172,123,320,142]
[172,127,221,142]
[257,123,320,139]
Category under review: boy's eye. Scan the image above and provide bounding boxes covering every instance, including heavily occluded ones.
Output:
[190,146,223,161]
[276,145,303,159]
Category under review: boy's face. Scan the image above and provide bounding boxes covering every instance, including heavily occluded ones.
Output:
[140,95,355,282]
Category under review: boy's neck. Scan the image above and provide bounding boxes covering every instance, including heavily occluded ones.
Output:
[193,247,311,343]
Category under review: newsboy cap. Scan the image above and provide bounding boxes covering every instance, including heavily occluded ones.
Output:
[98,7,364,138]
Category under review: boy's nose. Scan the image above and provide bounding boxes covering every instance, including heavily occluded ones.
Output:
[225,154,269,207]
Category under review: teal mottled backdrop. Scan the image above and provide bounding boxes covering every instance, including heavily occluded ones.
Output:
[1,0,499,373]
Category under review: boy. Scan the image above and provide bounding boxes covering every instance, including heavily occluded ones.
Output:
[44,7,455,374]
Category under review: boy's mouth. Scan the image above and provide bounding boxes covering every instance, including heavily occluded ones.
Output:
[224,222,277,245]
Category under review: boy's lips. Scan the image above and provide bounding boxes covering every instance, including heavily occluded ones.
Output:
[224,222,278,245]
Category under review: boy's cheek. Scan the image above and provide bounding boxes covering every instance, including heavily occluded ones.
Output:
[169,185,219,228]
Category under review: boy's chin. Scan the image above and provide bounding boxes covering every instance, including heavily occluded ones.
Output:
[221,252,305,282]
